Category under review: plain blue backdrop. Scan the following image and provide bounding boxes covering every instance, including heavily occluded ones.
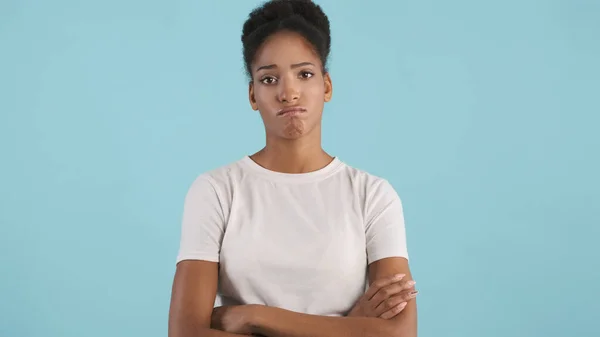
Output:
[1,0,599,336]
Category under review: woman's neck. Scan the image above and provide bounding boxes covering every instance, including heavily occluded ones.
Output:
[250,134,334,174]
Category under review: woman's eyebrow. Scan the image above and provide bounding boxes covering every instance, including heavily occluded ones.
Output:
[256,62,315,72]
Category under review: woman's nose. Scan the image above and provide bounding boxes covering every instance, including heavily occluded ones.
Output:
[278,79,300,103]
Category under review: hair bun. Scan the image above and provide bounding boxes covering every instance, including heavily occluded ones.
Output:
[243,0,329,43]
[241,0,331,78]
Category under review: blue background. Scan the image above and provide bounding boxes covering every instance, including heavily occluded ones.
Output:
[1,0,599,336]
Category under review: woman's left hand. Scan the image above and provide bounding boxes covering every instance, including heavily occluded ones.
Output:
[211,305,256,335]
[347,273,417,319]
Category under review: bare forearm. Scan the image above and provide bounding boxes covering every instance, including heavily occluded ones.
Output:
[248,306,398,337]
[199,328,250,337]
[170,324,249,337]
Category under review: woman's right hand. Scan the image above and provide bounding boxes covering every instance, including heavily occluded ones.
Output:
[347,273,418,319]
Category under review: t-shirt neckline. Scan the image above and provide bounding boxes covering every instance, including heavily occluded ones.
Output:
[239,155,344,183]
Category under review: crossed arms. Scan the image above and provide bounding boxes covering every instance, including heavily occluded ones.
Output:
[168,257,417,337]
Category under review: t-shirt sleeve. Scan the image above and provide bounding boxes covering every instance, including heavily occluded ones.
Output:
[176,175,226,264]
[365,179,410,265]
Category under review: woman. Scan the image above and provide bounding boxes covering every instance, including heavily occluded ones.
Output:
[168,1,418,336]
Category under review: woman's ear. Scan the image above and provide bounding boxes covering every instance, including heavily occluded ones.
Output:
[323,72,333,102]
[249,81,258,111]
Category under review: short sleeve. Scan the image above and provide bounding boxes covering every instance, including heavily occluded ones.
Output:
[176,175,226,264]
[364,179,409,265]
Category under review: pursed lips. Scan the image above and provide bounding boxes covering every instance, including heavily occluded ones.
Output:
[277,106,307,117]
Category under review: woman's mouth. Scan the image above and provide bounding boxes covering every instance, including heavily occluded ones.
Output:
[277,106,307,117]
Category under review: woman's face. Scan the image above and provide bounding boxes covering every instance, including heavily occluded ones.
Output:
[249,30,332,140]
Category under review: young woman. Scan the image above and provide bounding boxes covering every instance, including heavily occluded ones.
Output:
[168,1,418,336]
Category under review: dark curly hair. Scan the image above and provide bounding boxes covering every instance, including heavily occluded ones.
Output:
[241,0,331,80]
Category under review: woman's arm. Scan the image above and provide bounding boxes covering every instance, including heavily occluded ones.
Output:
[367,257,417,337]
[244,258,416,337]
[169,260,251,337]
[248,307,398,337]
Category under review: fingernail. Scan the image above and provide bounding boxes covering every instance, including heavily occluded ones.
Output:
[398,302,407,309]
[394,274,406,280]
[407,280,416,286]
[410,290,419,296]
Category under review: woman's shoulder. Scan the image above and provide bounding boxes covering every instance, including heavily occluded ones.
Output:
[331,161,404,218]
[339,160,399,196]
[184,157,248,196]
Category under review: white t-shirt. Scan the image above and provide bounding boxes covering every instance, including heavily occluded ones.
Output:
[176,156,409,317]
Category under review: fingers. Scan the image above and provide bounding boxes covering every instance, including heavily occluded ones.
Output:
[379,301,408,320]
[363,274,406,301]
[371,279,416,305]
[375,290,419,319]
[364,274,406,301]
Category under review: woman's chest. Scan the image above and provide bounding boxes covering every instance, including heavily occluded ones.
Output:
[216,187,368,313]
[222,186,365,266]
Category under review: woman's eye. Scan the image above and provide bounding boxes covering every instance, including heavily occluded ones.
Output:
[260,77,277,84]
[300,71,314,79]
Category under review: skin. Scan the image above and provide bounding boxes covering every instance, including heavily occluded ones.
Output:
[348,273,418,319]
[168,30,418,337]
